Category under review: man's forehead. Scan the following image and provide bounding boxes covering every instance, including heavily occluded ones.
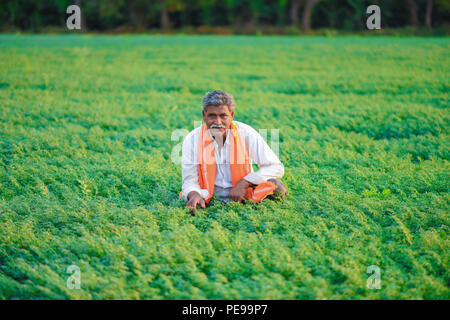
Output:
[205,105,231,113]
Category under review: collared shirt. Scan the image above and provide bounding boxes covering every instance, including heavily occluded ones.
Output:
[181,121,284,202]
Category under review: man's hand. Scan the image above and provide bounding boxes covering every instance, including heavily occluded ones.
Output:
[229,179,252,202]
[186,191,205,215]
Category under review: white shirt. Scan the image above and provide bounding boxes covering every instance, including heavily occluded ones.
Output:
[181,121,284,202]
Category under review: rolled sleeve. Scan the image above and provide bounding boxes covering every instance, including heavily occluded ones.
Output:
[243,172,266,185]
[182,184,210,202]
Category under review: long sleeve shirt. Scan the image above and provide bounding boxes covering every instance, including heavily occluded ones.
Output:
[181,121,284,202]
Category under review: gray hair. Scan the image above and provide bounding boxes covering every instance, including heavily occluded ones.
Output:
[202,90,236,113]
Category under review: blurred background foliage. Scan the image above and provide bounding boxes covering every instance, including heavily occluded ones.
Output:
[1,0,449,34]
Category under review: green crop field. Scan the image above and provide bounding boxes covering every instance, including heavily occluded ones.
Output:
[0,34,448,299]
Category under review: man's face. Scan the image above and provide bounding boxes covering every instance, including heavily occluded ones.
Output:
[202,105,234,138]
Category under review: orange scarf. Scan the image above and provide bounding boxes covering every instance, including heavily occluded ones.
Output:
[197,122,276,203]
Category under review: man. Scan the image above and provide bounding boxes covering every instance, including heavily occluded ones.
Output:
[181,90,286,214]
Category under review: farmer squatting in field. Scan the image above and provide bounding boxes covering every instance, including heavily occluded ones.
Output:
[180,90,287,214]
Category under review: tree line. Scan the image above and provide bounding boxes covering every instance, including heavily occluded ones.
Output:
[1,0,449,32]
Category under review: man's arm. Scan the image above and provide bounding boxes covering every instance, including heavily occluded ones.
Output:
[242,125,284,185]
[181,130,209,213]
[228,124,283,202]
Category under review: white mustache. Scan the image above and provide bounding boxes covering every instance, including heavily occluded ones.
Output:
[210,124,226,129]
